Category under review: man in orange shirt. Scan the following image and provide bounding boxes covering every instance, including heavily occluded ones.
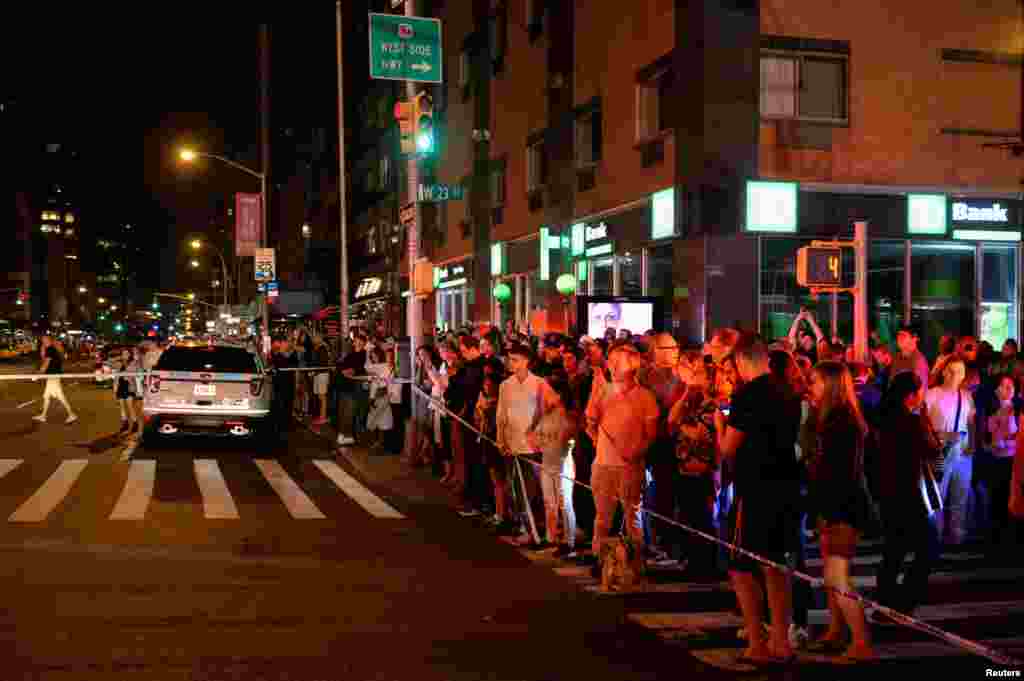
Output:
[585,344,659,559]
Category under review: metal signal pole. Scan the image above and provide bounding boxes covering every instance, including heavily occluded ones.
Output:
[336,1,350,342]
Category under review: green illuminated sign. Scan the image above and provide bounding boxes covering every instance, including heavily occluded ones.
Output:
[745,181,798,232]
[907,194,947,235]
[651,188,675,239]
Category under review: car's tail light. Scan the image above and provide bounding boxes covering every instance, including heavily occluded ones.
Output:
[150,376,161,393]
[250,377,263,396]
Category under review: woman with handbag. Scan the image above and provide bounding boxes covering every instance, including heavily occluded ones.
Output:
[802,361,873,662]
[924,359,976,545]
[874,371,943,622]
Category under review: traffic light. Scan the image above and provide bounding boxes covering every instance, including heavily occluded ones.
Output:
[413,92,434,154]
[395,100,414,155]
[796,246,842,288]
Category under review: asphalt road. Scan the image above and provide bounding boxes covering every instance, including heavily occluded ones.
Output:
[0,358,1020,680]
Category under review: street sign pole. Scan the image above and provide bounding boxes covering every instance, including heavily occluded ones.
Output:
[405,0,424,457]
[337,0,351,343]
[854,220,868,364]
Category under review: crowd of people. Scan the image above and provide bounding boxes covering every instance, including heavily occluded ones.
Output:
[327,313,1022,667]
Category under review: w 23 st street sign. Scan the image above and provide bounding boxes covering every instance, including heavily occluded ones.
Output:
[369,13,442,84]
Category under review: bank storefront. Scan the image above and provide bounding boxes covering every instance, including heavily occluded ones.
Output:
[434,257,474,332]
[531,188,677,335]
[752,181,1022,357]
[489,234,541,332]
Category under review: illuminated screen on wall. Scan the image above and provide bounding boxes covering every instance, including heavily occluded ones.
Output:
[578,296,661,337]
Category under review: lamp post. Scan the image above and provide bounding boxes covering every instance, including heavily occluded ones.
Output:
[180,148,268,348]
[189,236,229,305]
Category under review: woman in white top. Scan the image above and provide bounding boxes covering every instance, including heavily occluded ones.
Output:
[924,359,975,545]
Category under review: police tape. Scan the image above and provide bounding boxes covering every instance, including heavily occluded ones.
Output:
[405,381,1023,668]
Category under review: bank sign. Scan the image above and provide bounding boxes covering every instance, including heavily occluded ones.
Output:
[951,199,1016,226]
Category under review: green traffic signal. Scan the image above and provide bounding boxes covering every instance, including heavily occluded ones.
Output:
[415,118,434,153]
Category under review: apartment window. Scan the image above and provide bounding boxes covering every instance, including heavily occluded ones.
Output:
[458,49,470,89]
[575,109,602,167]
[492,167,506,206]
[636,68,674,141]
[526,141,546,192]
[760,53,848,123]
[489,3,507,73]
[527,0,545,40]
[368,225,378,255]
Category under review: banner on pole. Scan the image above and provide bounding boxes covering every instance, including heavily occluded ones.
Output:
[235,193,262,257]
[254,248,276,282]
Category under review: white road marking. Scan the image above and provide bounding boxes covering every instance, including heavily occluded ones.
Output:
[0,460,23,478]
[312,460,404,519]
[193,460,239,520]
[254,459,325,520]
[9,459,89,522]
[631,599,1024,633]
[109,460,156,520]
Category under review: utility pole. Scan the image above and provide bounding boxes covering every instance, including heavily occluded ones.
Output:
[259,22,272,352]
[405,0,423,391]
[336,1,350,341]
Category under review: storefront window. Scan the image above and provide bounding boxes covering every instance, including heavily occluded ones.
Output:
[869,240,905,348]
[910,242,975,359]
[647,244,673,331]
[982,244,1018,350]
[591,257,614,295]
[619,252,642,296]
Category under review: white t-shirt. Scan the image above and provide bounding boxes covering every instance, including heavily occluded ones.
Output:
[925,386,974,444]
[497,372,544,454]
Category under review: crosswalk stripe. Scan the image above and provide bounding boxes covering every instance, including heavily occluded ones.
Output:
[0,459,23,479]
[253,460,325,520]
[109,460,156,520]
[193,460,239,520]
[630,599,1024,633]
[312,460,404,519]
[9,459,88,522]
[806,552,987,569]
[692,636,1024,665]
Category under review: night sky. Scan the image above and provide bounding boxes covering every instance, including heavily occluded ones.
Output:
[7,4,341,296]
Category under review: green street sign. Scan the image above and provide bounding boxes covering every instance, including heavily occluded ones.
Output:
[369,13,443,84]
[417,183,464,202]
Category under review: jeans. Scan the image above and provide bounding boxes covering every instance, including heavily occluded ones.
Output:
[876,502,941,615]
[540,451,577,547]
[939,447,973,545]
[591,464,645,556]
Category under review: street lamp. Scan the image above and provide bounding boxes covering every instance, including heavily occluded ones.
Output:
[190,259,200,269]
[189,239,230,307]
[179,146,268,346]
[98,297,106,304]
[77,285,87,294]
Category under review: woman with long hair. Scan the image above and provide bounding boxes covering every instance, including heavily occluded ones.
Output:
[803,361,873,662]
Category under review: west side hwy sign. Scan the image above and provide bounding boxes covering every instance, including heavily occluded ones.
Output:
[369,13,442,84]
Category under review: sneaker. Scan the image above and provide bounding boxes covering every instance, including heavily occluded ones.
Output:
[553,544,576,558]
[337,435,356,446]
[65,415,79,425]
[788,624,810,650]
[32,414,46,422]
[456,508,482,518]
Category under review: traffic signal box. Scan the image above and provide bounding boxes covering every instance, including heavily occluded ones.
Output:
[413,92,434,154]
[796,246,842,288]
[395,100,414,155]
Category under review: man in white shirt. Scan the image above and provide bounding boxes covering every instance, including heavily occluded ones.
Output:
[497,343,545,545]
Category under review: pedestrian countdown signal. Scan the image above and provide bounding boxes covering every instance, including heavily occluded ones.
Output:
[796,246,841,288]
